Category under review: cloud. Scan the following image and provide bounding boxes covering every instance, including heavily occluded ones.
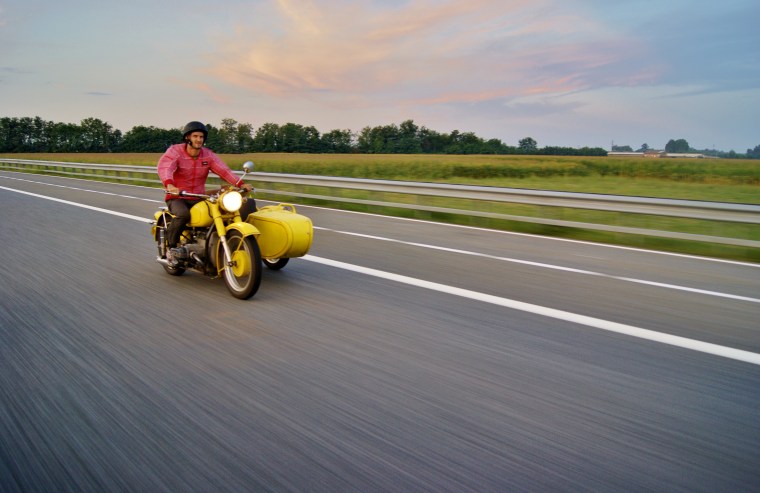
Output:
[1,66,32,74]
[85,91,112,96]
[167,77,231,104]
[1,66,33,84]
[203,0,656,111]
[647,8,760,95]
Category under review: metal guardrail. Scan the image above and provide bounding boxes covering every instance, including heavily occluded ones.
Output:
[1,158,758,247]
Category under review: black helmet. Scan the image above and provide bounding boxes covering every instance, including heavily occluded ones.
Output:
[182,121,208,140]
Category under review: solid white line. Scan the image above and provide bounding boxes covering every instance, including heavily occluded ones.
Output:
[0,174,163,203]
[304,255,760,366]
[3,182,760,366]
[0,186,153,223]
[298,203,760,268]
[314,227,760,303]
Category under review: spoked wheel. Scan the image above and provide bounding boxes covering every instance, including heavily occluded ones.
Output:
[263,258,289,270]
[218,230,262,299]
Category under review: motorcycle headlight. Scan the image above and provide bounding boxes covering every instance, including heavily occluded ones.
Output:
[220,191,243,212]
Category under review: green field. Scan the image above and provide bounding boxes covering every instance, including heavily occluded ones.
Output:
[3,153,759,262]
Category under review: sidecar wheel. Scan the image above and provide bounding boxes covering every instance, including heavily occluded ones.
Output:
[263,258,289,270]
[220,230,262,300]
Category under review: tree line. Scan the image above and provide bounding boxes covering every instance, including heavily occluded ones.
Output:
[612,139,758,159]
[0,116,608,156]
[2,115,756,158]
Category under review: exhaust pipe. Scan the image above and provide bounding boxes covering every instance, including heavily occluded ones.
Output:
[156,254,203,267]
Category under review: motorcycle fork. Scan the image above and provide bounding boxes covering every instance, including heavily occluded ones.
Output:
[218,235,234,269]
[211,207,236,272]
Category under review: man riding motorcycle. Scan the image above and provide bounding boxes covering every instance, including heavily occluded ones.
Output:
[157,121,253,265]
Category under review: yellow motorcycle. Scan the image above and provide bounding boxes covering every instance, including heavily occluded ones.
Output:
[151,162,313,299]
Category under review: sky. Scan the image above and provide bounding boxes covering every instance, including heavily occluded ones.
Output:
[1,0,758,152]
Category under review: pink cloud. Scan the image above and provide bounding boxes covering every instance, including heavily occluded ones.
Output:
[168,77,231,104]
[203,0,656,109]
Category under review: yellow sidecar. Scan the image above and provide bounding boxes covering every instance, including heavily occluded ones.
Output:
[246,203,313,260]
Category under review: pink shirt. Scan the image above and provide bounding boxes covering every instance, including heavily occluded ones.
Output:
[157,144,243,200]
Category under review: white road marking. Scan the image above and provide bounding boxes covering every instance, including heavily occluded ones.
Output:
[314,227,760,304]
[0,185,153,222]
[296,202,760,268]
[305,255,760,366]
[0,174,164,203]
[3,181,758,366]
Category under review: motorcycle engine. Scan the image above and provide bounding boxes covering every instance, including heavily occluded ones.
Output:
[184,241,206,258]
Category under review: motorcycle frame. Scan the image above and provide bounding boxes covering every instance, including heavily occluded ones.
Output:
[155,193,260,276]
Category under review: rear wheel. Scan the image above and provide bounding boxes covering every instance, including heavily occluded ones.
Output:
[163,262,186,276]
[263,258,289,270]
[219,230,262,299]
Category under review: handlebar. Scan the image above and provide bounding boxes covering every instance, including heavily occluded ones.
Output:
[179,190,209,199]
[163,187,250,199]
[163,162,253,199]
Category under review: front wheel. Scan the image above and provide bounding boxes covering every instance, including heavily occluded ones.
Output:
[219,230,262,299]
[263,258,289,270]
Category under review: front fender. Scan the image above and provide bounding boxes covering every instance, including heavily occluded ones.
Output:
[225,221,260,238]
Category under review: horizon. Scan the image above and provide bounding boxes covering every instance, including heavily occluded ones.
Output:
[1,1,758,152]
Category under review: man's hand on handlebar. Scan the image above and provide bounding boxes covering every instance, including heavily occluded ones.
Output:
[166,184,180,196]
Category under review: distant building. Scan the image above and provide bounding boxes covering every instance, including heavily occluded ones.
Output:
[662,153,706,158]
[607,151,707,158]
[608,151,645,157]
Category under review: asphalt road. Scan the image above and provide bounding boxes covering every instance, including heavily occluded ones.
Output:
[1,171,759,492]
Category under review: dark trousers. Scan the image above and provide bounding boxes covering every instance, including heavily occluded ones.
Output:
[166,199,200,247]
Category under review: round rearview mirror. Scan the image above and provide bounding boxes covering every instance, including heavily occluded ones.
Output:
[242,161,254,172]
